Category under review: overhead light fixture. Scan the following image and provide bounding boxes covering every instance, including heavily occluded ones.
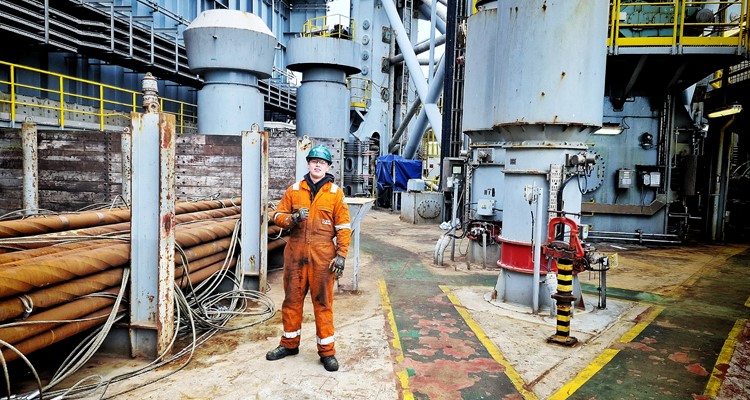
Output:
[593,122,624,135]
[707,103,742,119]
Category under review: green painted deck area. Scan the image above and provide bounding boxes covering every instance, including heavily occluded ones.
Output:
[364,229,750,400]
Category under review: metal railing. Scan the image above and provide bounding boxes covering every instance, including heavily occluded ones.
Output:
[608,0,749,49]
[0,60,197,133]
[302,14,356,40]
[348,77,372,109]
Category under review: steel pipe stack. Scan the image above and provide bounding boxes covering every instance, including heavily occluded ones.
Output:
[0,198,287,364]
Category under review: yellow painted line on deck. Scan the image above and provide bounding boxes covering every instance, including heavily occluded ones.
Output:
[549,305,664,399]
[440,285,538,400]
[378,280,414,400]
[617,306,663,343]
[704,319,747,397]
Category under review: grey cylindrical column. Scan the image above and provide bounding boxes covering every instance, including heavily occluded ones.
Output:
[184,10,277,135]
[462,0,609,310]
[287,36,361,139]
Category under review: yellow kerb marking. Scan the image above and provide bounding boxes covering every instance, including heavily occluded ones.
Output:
[440,285,538,400]
[549,306,664,399]
[378,279,404,363]
[618,306,663,343]
[379,280,411,399]
[704,319,746,396]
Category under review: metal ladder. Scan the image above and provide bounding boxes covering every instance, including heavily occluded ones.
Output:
[398,0,414,133]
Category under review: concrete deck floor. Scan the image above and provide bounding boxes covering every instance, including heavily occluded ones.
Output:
[57,209,750,399]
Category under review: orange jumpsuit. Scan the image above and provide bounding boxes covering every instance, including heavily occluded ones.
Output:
[273,179,351,357]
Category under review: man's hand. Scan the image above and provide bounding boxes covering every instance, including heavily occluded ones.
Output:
[291,208,309,224]
[328,255,345,278]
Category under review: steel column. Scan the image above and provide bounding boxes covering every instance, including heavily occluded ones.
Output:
[121,127,132,204]
[241,126,269,291]
[402,54,446,159]
[382,0,442,140]
[129,112,176,359]
[21,117,38,216]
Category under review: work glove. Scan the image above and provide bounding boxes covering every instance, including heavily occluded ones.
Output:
[291,208,309,224]
[328,255,345,279]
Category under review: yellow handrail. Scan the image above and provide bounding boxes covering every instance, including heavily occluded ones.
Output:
[302,14,356,40]
[347,77,372,109]
[0,60,197,134]
[609,0,749,49]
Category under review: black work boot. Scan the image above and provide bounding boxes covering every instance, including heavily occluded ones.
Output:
[320,355,339,371]
[266,345,299,361]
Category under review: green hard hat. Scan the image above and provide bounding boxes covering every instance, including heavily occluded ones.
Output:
[306,144,332,164]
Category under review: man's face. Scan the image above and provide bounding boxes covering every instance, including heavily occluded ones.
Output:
[308,158,331,181]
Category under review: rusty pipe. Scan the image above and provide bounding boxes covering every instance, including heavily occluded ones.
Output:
[175,252,231,281]
[0,199,239,240]
[175,219,239,248]
[0,268,124,323]
[0,209,132,239]
[0,207,241,251]
[178,237,233,264]
[1,306,125,363]
[0,288,119,345]
[0,242,130,299]
[0,239,120,266]
[268,238,287,253]
[0,219,238,299]
[177,257,237,289]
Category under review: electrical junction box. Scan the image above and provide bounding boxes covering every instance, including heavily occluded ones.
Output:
[579,224,589,240]
[441,157,464,192]
[407,179,425,192]
[400,191,444,225]
[476,198,495,216]
[617,169,635,189]
[642,171,661,188]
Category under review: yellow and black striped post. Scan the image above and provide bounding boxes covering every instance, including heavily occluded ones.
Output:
[547,258,578,346]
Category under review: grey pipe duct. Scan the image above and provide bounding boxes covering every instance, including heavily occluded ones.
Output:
[382,0,443,140]
[389,98,423,153]
[417,3,447,33]
[389,35,446,65]
[402,54,446,159]
[420,0,448,21]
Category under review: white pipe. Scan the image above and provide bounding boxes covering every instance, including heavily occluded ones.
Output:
[402,54,446,158]
[711,116,734,241]
[428,0,437,80]
[532,186,544,314]
[382,0,442,139]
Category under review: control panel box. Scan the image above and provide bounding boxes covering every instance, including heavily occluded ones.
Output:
[617,169,635,189]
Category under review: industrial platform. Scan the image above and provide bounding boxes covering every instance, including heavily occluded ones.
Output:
[42,208,749,400]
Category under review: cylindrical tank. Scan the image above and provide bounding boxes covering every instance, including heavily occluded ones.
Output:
[184,10,277,135]
[462,1,498,138]
[463,0,609,311]
[492,1,606,134]
[287,36,360,138]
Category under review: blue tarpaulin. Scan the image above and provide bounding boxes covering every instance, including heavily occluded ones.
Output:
[376,154,422,192]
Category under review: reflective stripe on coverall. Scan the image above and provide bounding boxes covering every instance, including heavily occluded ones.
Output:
[273,180,351,357]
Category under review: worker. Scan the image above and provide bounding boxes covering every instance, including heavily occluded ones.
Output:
[266,144,351,372]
